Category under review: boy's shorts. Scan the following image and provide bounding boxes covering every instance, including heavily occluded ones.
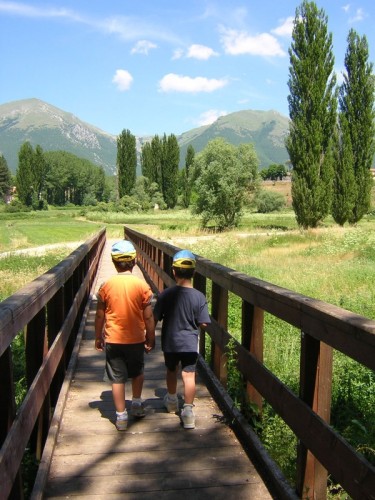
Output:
[105,343,144,383]
[164,352,198,373]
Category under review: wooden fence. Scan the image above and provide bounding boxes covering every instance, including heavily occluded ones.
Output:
[125,226,375,500]
[0,228,106,499]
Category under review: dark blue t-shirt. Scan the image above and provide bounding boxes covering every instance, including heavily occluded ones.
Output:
[153,285,211,352]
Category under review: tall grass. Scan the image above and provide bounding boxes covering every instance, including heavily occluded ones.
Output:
[0,207,374,497]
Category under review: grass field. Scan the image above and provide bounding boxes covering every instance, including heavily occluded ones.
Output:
[0,198,374,496]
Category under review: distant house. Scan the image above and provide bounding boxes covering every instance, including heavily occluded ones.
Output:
[4,186,16,204]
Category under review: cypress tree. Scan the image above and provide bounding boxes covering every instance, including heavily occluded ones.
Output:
[181,145,195,208]
[332,115,355,225]
[0,154,12,202]
[140,142,153,181]
[117,129,136,198]
[339,29,375,224]
[161,134,179,209]
[151,135,163,189]
[286,1,337,228]
[16,142,34,206]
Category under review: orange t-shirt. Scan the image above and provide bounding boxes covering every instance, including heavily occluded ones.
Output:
[97,273,152,344]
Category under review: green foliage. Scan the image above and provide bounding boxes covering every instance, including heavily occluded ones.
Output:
[161,134,179,208]
[117,129,137,198]
[254,190,285,213]
[192,138,259,230]
[180,145,194,208]
[286,1,337,228]
[0,154,12,201]
[332,115,356,225]
[260,164,287,181]
[16,142,34,206]
[44,150,107,206]
[339,29,375,224]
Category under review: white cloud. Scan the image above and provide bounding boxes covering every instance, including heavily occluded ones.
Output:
[219,26,286,57]
[112,69,133,91]
[159,73,228,93]
[187,44,219,60]
[197,109,227,126]
[271,17,294,37]
[172,48,184,60]
[131,40,157,55]
[0,1,81,20]
[349,8,366,23]
[342,4,350,13]
[0,2,181,44]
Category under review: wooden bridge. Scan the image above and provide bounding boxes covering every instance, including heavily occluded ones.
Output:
[0,227,374,499]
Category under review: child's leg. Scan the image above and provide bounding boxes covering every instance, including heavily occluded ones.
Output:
[181,370,196,404]
[131,372,144,399]
[112,382,126,412]
[166,367,178,395]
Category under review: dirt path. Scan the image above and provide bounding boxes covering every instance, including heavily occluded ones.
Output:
[0,241,84,259]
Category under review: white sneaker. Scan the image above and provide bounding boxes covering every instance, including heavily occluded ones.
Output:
[163,393,178,413]
[181,404,195,429]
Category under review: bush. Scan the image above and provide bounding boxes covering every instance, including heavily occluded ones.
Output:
[255,190,285,213]
[5,200,30,213]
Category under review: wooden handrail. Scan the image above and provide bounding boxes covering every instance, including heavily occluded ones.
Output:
[0,228,106,499]
[125,225,375,500]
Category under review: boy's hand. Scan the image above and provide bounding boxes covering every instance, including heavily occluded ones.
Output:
[144,337,155,353]
[95,338,104,351]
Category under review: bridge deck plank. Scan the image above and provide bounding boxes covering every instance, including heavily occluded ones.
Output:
[43,240,272,499]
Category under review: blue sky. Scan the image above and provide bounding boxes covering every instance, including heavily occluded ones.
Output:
[1,0,374,137]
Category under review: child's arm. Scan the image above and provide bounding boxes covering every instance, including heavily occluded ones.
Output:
[94,301,105,351]
[143,303,155,352]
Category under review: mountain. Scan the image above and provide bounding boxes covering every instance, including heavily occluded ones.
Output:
[0,99,290,174]
[177,109,290,168]
[0,99,117,174]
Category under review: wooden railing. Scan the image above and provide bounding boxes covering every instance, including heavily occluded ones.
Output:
[0,228,106,499]
[125,226,375,500]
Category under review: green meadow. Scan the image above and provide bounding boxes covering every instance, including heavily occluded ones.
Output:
[1,206,374,496]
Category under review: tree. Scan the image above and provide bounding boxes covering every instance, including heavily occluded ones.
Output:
[16,142,34,206]
[151,135,163,189]
[0,154,12,202]
[286,1,337,228]
[140,142,153,181]
[332,114,355,225]
[260,164,287,181]
[180,145,195,208]
[32,145,49,206]
[193,138,259,230]
[117,129,136,198]
[338,29,375,224]
[161,134,179,208]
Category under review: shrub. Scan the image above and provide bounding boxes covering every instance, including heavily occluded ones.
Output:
[255,190,285,213]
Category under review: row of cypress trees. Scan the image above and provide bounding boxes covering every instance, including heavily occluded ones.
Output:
[287,1,375,228]
[117,130,180,209]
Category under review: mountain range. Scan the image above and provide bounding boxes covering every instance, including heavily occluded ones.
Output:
[0,98,290,175]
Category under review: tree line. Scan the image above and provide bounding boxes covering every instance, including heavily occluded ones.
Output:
[0,1,373,230]
[286,1,375,228]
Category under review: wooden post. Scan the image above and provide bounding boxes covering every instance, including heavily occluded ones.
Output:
[25,309,50,457]
[47,287,65,407]
[241,301,264,411]
[297,332,333,499]
[194,273,207,359]
[211,282,228,386]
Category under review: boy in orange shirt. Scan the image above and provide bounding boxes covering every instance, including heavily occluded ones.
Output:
[95,240,155,431]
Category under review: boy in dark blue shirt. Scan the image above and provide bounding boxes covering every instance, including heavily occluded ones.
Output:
[153,250,211,429]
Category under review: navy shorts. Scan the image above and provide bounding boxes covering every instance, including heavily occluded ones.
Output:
[105,343,144,383]
[164,352,198,373]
